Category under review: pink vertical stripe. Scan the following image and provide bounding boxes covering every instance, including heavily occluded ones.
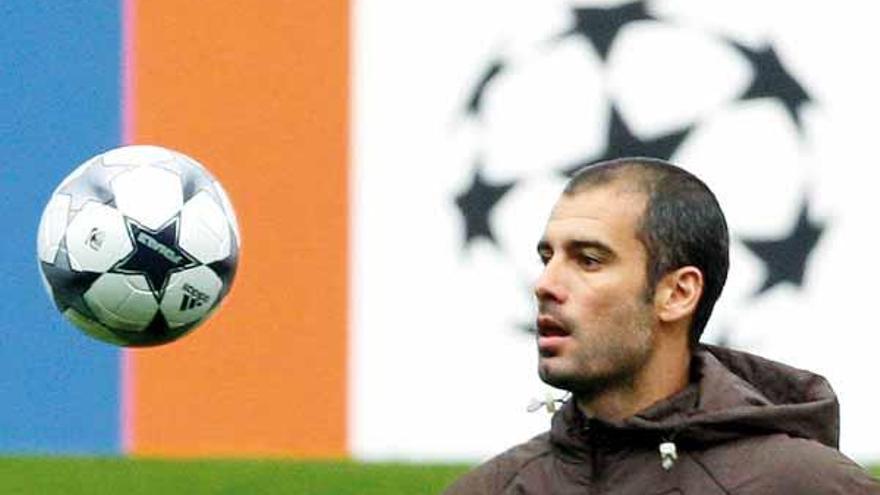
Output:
[120,0,136,454]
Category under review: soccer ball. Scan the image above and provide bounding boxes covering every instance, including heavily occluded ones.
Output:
[36,145,240,347]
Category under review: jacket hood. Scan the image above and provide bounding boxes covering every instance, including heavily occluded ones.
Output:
[550,344,840,453]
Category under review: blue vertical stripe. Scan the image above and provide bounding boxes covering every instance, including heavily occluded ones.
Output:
[0,1,122,453]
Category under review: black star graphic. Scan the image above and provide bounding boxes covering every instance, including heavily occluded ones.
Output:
[562,104,693,176]
[40,239,103,317]
[730,41,812,132]
[562,0,656,61]
[741,199,824,295]
[465,58,507,118]
[56,156,131,211]
[454,165,516,247]
[111,216,198,298]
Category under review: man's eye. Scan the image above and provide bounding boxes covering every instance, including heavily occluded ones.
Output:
[538,252,551,265]
[578,254,601,268]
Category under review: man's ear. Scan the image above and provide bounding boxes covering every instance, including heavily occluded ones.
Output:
[654,266,703,325]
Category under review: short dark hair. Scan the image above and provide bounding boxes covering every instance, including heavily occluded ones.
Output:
[564,157,729,346]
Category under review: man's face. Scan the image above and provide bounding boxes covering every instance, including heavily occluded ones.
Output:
[534,184,657,396]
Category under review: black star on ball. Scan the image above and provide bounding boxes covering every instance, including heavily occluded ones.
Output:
[741,199,824,295]
[562,0,656,61]
[40,240,103,316]
[454,165,516,247]
[730,41,812,133]
[562,104,693,176]
[111,216,198,298]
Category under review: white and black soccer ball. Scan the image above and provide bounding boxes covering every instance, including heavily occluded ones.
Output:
[36,145,240,347]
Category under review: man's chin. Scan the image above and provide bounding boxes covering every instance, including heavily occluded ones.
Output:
[538,359,609,397]
[537,358,574,389]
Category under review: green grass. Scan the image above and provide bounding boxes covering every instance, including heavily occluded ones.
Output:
[0,458,472,495]
[0,458,874,494]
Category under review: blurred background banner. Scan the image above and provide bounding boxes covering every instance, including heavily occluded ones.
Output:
[126,0,348,457]
[1,0,878,463]
[352,0,880,462]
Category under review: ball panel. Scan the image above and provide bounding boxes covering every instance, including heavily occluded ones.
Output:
[38,263,54,301]
[115,312,199,347]
[159,266,223,328]
[55,157,100,192]
[208,260,237,299]
[206,227,239,306]
[64,201,133,272]
[178,191,231,263]
[102,144,175,166]
[37,193,72,263]
[84,273,159,332]
[207,231,239,292]
[54,156,130,212]
[39,258,103,315]
[171,155,219,203]
[63,307,130,346]
[111,166,184,230]
[212,181,241,247]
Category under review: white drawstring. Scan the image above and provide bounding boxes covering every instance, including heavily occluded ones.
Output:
[527,391,569,413]
[659,441,678,470]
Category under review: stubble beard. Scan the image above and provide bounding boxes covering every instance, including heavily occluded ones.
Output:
[538,300,656,401]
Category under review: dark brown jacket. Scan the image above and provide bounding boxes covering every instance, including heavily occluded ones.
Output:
[444,345,880,494]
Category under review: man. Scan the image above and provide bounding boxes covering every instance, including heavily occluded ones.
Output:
[445,157,880,494]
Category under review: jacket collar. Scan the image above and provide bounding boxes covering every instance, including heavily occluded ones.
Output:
[549,344,840,453]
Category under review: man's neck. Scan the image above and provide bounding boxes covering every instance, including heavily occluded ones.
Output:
[576,339,691,422]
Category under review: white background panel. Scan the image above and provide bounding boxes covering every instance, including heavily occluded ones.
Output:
[351,0,880,462]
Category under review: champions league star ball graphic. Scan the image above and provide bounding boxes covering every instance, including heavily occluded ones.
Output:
[37,145,240,347]
[454,0,825,345]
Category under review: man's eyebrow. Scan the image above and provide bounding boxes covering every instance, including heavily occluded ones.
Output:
[536,239,616,258]
[568,239,616,258]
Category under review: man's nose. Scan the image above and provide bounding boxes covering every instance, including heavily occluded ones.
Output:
[534,260,567,303]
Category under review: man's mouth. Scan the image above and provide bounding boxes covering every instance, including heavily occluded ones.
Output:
[536,314,569,337]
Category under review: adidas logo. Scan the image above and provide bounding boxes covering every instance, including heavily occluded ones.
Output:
[179,283,210,311]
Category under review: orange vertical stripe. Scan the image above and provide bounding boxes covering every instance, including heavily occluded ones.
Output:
[129,1,348,456]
